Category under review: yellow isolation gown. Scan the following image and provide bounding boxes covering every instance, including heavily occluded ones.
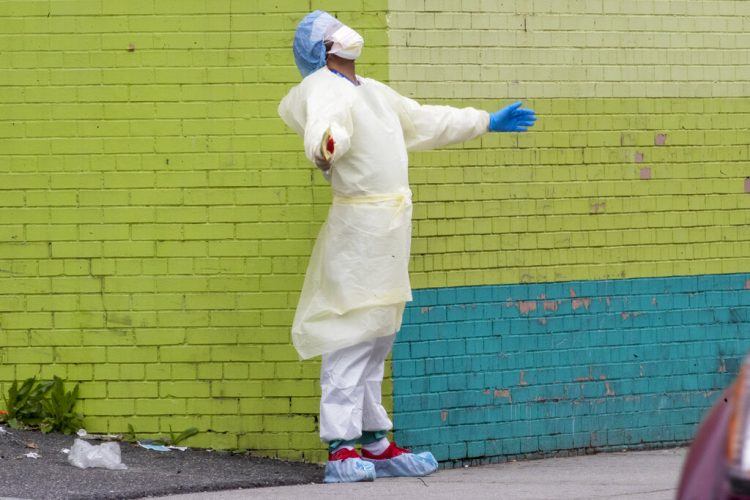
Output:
[278,67,489,359]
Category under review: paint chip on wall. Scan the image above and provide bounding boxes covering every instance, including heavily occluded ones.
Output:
[640,167,652,180]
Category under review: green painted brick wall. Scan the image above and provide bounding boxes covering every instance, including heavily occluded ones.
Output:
[0,0,388,463]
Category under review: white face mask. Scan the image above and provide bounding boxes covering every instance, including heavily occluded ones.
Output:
[327,25,364,60]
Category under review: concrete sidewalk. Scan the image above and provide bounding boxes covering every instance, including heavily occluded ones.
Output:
[149,447,687,500]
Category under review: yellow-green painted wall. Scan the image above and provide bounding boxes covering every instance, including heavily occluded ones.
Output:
[388,1,750,288]
[407,97,750,288]
[0,0,388,463]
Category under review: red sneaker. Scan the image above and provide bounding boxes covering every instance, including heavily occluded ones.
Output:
[361,442,438,478]
[325,447,375,483]
[328,447,361,461]
[361,441,411,460]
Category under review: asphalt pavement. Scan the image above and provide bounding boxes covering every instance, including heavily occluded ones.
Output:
[0,426,321,500]
[0,425,687,500]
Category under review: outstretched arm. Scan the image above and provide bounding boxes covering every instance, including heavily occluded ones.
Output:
[392,93,490,151]
[379,82,536,151]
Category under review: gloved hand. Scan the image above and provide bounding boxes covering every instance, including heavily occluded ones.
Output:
[314,128,335,170]
[488,101,536,132]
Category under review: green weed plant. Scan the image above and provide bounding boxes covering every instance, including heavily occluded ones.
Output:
[125,423,199,446]
[1,376,82,434]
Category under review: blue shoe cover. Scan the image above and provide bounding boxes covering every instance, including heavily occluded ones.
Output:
[363,451,438,478]
[324,457,376,483]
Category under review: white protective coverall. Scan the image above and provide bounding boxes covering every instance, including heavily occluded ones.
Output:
[278,67,488,442]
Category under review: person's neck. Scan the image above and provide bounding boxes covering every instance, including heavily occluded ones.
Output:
[326,56,358,85]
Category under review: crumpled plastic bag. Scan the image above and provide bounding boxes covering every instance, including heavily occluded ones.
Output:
[67,438,127,470]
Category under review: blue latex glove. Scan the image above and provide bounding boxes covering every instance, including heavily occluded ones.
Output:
[488,101,537,132]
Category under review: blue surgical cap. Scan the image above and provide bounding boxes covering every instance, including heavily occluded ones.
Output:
[293,10,342,78]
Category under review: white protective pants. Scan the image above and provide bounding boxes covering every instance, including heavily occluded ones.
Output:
[319,334,396,444]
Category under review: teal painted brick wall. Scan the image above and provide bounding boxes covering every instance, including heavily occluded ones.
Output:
[392,273,750,465]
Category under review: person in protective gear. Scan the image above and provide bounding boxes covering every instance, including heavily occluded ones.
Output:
[278,10,536,484]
